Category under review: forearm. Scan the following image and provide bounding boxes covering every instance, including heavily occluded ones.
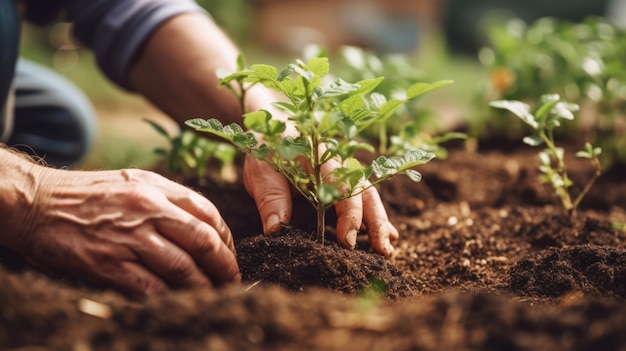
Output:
[129,13,275,126]
[0,146,43,251]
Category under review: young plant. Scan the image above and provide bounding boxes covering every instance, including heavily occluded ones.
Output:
[186,56,438,243]
[490,94,602,216]
[145,119,238,183]
[332,45,462,156]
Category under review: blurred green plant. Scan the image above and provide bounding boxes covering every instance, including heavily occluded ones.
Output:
[145,119,238,184]
[474,15,626,167]
[307,45,464,158]
[491,94,602,216]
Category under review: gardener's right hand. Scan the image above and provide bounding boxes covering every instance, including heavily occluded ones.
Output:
[1,157,240,298]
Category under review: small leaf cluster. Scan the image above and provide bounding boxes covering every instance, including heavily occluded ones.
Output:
[146,119,237,183]
[490,94,602,215]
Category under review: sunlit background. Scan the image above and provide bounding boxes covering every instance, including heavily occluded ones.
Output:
[17,0,626,170]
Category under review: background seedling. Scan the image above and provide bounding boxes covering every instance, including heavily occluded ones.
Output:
[145,119,238,184]
[490,94,602,216]
[187,55,444,243]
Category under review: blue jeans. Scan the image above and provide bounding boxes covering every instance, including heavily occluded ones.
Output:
[8,59,97,168]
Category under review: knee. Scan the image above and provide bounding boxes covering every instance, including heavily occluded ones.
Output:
[9,59,97,167]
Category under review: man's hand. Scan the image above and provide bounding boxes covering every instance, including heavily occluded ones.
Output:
[243,154,399,257]
[2,156,240,297]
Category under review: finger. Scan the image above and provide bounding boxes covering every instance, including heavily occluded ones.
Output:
[334,194,363,250]
[132,231,213,289]
[362,186,399,257]
[145,173,236,254]
[156,214,241,286]
[243,155,292,235]
[103,261,169,298]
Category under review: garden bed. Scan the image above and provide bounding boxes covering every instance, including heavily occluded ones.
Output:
[1,144,626,350]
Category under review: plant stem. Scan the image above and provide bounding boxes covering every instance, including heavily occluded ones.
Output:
[311,122,325,243]
[541,131,574,211]
[571,156,602,215]
[379,123,388,155]
[316,202,326,246]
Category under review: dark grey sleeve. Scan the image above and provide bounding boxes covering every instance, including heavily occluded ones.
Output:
[65,0,208,90]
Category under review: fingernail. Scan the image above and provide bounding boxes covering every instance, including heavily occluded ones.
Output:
[346,229,358,249]
[384,238,395,257]
[265,214,281,235]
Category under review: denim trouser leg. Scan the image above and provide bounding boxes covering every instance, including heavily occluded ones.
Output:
[8,59,97,168]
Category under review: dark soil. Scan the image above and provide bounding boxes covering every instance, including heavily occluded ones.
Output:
[2,144,626,351]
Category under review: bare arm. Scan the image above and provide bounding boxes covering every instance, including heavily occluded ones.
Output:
[128,12,275,126]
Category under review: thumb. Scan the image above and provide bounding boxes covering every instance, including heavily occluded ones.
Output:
[243,154,292,235]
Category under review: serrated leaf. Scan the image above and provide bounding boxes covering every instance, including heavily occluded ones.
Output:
[372,149,435,179]
[276,136,310,160]
[320,78,361,98]
[243,110,286,137]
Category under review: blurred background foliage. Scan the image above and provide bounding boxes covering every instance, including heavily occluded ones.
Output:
[16,0,626,170]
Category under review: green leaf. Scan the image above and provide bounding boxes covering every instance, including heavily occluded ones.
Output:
[535,94,561,120]
[272,101,298,115]
[490,100,538,129]
[306,57,329,79]
[236,54,245,71]
[429,132,468,144]
[318,183,342,205]
[371,149,435,180]
[277,66,293,82]
[575,142,602,158]
[243,110,286,137]
[144,119,171,139]
[406,80,454,100]
[185,118,258,151]
[353,77,384,96]
[369,93,386,110]
[377,99,405,121]
[276,136,310,160]
[319,78,361,98]
[523,134,544,146]
[404,169,422,182]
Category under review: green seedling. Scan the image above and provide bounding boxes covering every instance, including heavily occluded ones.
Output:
[145,119,238,183]
[490,94,602,216]
[186,56,438,243]
[332,45,461,156]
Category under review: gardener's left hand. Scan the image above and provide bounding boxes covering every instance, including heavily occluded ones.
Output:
[243,154,399,257]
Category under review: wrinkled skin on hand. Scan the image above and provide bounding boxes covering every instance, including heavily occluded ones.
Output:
[242,154,400,257]
[11,167,240,298]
